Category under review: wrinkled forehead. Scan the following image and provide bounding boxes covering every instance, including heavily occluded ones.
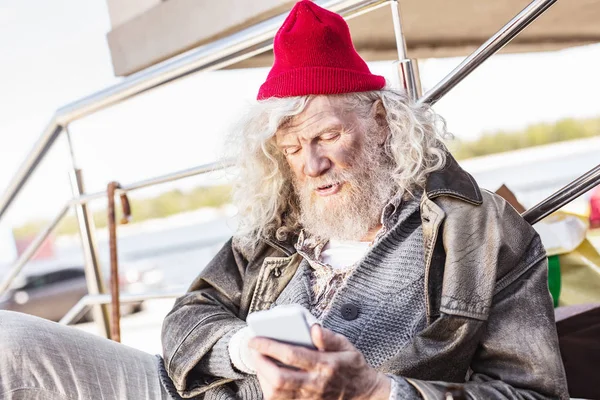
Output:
[276,95,356,140]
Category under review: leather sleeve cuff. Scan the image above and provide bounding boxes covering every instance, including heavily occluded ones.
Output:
[195,322,246,380]
[388,375,422,399]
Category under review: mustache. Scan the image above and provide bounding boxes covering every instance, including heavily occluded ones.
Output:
[298,171,352,191]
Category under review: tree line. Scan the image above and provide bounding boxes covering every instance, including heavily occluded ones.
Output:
[13,185,232,239]
[450,117,600,160]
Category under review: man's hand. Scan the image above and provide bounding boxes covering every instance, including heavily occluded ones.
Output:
[248,324,391,400]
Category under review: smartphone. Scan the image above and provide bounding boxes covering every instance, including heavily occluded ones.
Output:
[247,306,317,350]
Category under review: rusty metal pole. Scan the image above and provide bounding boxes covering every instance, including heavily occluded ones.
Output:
[107,182,121,342]
[107,182,132,342]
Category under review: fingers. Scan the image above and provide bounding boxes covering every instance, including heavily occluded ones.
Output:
[311,324,354,352]
[311,324,326,351]
[255,354,312,399]
[249,337,320,370]
[255,355,309,388]
[252,334,374,400]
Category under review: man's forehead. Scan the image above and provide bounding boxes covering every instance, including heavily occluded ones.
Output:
[277,96,349,139]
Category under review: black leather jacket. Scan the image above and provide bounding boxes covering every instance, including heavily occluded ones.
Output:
[161,156,569,399]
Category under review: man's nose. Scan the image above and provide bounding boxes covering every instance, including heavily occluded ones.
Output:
[303,147,331,178]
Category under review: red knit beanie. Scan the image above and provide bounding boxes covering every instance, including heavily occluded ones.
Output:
[257,0,385,100]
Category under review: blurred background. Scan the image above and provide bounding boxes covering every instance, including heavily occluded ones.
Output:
[1,0,599,352]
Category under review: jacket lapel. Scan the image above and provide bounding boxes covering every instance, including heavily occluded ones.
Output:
[248,253,303,313]
[419,195,446,324]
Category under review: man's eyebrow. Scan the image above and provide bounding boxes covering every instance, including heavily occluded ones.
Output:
[277,124,344,147]
[275,133,298,148]
[278,141,299,149]
[304,125,344,140]
[315,126,342,136]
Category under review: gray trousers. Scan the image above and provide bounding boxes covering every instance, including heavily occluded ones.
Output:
[0,310,171,400]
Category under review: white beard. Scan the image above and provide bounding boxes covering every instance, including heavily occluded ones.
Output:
[294,143,395,241]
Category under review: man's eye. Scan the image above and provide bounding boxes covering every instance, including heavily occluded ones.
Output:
[284,147,300,155]
[321,133,340,141]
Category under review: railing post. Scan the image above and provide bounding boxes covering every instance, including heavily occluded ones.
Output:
[69,169,111,336]
[66,127,111,337]
[389,0,421,102]
[106,181,132,343]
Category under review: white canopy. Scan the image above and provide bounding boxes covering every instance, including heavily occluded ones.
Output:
[106,0,600,76]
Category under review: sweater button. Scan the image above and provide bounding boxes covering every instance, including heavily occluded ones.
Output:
[341,303,359,320]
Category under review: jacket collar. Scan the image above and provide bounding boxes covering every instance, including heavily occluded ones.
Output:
[264,235,297,257]
[425,154,483,206]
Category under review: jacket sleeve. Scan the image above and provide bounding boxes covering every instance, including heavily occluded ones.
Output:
[400,193,569,400]
[161,238,254,398]
[403,256,569,399]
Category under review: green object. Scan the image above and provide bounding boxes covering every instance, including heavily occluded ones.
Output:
[547,255,561,307]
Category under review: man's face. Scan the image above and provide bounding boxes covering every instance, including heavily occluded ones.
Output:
[275,96,393,240]
[276,96,366,199]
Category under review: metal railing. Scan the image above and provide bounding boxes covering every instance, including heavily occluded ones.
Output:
[0,160,232,296]
[2,0,599,336]
[59,290,187,326]
[523,164,600,225]
[0,205,69,294]
[418,0,558,106]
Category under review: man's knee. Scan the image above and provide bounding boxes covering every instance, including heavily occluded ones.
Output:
[0,311,80,399]
[0,311,79,389]
[0,310,29,350]
[0,310,58,356]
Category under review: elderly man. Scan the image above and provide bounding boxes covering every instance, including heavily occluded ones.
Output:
[0,1,567,399]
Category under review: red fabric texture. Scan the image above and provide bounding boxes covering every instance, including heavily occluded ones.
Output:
[257,0,385,100]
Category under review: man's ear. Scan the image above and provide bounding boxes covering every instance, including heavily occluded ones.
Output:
[369,99,389,146]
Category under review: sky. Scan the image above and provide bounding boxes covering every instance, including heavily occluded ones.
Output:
[1,0,600,229]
